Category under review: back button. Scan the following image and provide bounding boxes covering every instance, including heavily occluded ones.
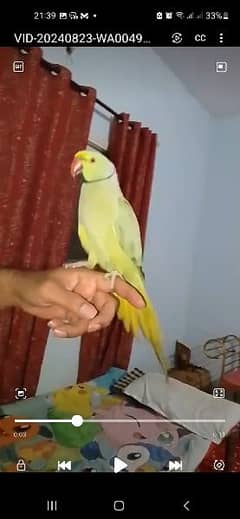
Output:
[183,500,190,512]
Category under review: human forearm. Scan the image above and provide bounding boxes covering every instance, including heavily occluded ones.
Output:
[0,266,144,337]
[0,268,19,309]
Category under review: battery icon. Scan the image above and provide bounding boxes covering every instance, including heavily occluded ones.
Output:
[223,12,229,19]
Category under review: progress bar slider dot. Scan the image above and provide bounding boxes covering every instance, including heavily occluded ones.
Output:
[72,415,83,427]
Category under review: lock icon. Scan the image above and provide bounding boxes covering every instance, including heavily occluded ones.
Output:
[16,459,26,472]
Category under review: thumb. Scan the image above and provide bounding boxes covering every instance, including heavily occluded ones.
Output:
[47,282,97,320]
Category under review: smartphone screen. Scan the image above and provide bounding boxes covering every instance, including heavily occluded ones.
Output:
[0,7,239,514]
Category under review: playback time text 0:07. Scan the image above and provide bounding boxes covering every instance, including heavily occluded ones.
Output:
[14,32,144,44]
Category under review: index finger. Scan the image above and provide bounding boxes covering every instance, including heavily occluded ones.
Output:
[94,272,145,308]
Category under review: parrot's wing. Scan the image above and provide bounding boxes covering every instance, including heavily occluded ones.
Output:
[116,196,144,272]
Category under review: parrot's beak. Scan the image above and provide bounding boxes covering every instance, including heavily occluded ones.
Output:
[70,157,83,178]
[71,151,90,177]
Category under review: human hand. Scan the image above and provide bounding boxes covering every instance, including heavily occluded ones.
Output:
[11,267,145,337]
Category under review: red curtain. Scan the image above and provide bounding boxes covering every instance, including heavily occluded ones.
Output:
[0,48,96,403]
[78,114,157,381]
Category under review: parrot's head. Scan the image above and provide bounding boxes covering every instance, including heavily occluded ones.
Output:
[70,150,115,183]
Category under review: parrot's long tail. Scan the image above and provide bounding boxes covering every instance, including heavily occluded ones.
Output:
[117,293,169,375]
[104,233,169,374]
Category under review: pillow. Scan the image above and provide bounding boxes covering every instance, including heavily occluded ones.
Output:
[89,367,127,390]
[124,373,240,444]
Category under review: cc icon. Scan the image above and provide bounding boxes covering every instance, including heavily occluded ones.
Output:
[195,33,207,42]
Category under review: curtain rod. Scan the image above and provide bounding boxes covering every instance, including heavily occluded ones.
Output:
[95,98,119,118]
[42,58,120,119]
[18,50,120,120]
[88,139,106,153]
[19,50,157,136]
[72,81,120,118]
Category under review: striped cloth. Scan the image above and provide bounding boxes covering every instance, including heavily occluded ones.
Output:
[111,368,145,393]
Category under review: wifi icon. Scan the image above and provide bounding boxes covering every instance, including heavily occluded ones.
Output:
[176,11,184,19]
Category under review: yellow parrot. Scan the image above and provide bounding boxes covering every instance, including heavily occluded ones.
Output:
[68,150,169,373]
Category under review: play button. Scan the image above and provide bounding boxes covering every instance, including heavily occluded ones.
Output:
[113,457,128,474]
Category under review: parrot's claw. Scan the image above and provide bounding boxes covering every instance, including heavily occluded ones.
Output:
[63,261,90,269]
[104,270,123,291]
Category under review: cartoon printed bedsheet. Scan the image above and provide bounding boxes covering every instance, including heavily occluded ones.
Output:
[0,371,211,473]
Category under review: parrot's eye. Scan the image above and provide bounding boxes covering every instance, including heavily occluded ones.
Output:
[90,158,96,163]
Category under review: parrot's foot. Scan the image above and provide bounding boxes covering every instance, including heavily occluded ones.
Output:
[104,270,123,291]
[63,260,90,269]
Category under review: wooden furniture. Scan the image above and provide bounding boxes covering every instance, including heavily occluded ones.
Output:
[203,334,240,402]
[168,341,212,392]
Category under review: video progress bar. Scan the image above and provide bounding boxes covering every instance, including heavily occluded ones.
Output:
[14,415,226,428]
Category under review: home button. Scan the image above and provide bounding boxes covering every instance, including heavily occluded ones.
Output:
[113,500,125,512]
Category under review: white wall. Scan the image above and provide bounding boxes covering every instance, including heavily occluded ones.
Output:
[37,47,211,393]
[184,114,240,380]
